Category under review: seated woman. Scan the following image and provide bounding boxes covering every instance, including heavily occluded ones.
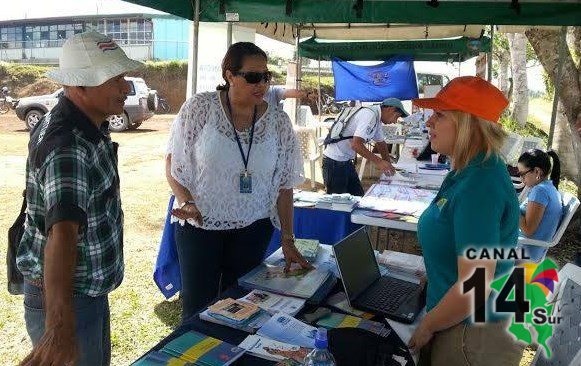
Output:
[517,149,562,262]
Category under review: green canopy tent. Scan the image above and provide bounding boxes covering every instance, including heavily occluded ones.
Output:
[126,0,581,26]
[298,36,491,62]
[125,0,580,141]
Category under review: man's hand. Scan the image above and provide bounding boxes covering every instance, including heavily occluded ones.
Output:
[20,319,79,366]
[375,159,395,176]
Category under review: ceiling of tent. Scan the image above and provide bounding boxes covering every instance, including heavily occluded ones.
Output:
[298,36,491,62]
[244,23,485,44]
[124,0,581,26]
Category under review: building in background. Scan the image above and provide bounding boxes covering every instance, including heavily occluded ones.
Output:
[0,0,256,93]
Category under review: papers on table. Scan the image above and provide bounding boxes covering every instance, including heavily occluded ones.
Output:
[316,312,391,337]
[293,190,360,212]
[293,239,320,262]
[357,183,436,218]
[238,263,332,300]
[325,292,374,319]
[377,250,426,277]
[240,290,306,317]
[199,308,271,333]
[265,244,340,279]
[256,313,317,348]
[239,334,312,363]
[133,331,245,366]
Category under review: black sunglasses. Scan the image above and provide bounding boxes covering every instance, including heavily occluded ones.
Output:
[233,71,272,84]
[517,169,533,178]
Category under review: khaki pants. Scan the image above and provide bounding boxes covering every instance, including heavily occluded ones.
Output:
[419,321,524,366]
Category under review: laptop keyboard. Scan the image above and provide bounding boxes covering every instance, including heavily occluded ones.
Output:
[358,277,418,313]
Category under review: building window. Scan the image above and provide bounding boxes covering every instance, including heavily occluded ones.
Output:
[1,17,152,50]
[0,26,23,49]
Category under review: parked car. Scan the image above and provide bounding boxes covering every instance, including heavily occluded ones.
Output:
[15,77,158,132]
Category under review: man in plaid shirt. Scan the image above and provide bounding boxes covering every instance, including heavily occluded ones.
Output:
[17,31,142,366]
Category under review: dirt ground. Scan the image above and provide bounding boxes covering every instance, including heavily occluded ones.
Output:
[0,111,538,365]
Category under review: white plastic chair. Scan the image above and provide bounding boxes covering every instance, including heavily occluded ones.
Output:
[517,192,580,251]
[294,126,322,190]
[530,263,581,366]
[501,132,524,165]
[520,135,545,156]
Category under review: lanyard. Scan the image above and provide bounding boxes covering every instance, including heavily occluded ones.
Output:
[225,91,257,172]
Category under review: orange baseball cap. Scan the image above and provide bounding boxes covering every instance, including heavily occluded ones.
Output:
[413,76,508,123]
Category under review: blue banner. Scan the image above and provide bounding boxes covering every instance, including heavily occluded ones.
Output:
[332,56,419,102]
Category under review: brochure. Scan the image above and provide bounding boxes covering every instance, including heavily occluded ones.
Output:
[316,312,391,337]
[239,334,312,363]
[239,290,305,316]
[256,313,317,348]
[239,264,331,299]
[200,308,271,333]
[207,298,260,324]
[158,331,245,366]
[293,239,320,262]
[325,292,374,319]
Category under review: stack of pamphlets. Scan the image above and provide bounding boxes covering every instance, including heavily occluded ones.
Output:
[200,298,271,333]
[357,183,436,218]
[377,250,426,278]
[133,331,245,366]
[256,313,317,348]
[293,190,323,207]
[315,193,360,212]
[239,334,312,363]
[316,312,391,337]
[239,290,305,316]
[238,263,332,300]
[293,239,320,262]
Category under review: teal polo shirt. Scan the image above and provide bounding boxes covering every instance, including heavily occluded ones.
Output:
[417,152,520,323]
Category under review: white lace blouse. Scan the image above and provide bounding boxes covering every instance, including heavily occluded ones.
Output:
[167,91,304,230]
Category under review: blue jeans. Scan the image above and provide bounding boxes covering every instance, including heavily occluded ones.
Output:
[174,218,274,322]
[23,282,111,366]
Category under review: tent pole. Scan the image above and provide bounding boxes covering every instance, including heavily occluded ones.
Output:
[318,57,322,122]
[186,0,200,97]
[488,25,494,82]
[548,26,567,149]
[295,25,302,125]
[227,22,233,47]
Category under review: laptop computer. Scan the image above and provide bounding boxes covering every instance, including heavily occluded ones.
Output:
[333,227,426,324]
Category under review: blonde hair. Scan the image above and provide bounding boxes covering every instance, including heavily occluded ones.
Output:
[451,111,507,171]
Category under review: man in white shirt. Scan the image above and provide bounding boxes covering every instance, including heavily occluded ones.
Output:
[322,98,408,195]
[264,85,314,108]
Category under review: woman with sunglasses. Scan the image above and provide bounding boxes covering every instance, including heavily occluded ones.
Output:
[408,77,524,365]
[166,42,311,321]
[517,149,562,262]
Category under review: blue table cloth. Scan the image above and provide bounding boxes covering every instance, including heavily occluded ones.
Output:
[154,197,361,299]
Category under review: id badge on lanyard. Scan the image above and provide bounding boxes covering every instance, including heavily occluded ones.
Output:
[226,92,257,194]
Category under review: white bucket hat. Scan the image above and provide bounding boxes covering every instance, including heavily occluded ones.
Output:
[47,31,143,87]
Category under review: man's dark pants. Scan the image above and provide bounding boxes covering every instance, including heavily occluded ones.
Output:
[322,156,365,196]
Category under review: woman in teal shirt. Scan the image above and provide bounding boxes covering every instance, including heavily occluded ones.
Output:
[409,77,524,366]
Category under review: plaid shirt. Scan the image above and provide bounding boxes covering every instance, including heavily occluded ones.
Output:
[17,96,124,297]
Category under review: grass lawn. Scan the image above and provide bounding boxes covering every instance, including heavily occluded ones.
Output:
[0,114,181,365]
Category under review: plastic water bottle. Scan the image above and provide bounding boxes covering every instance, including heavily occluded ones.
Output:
[303,328,336,366]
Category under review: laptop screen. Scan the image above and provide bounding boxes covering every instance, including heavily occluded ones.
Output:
[333,228,381,301]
